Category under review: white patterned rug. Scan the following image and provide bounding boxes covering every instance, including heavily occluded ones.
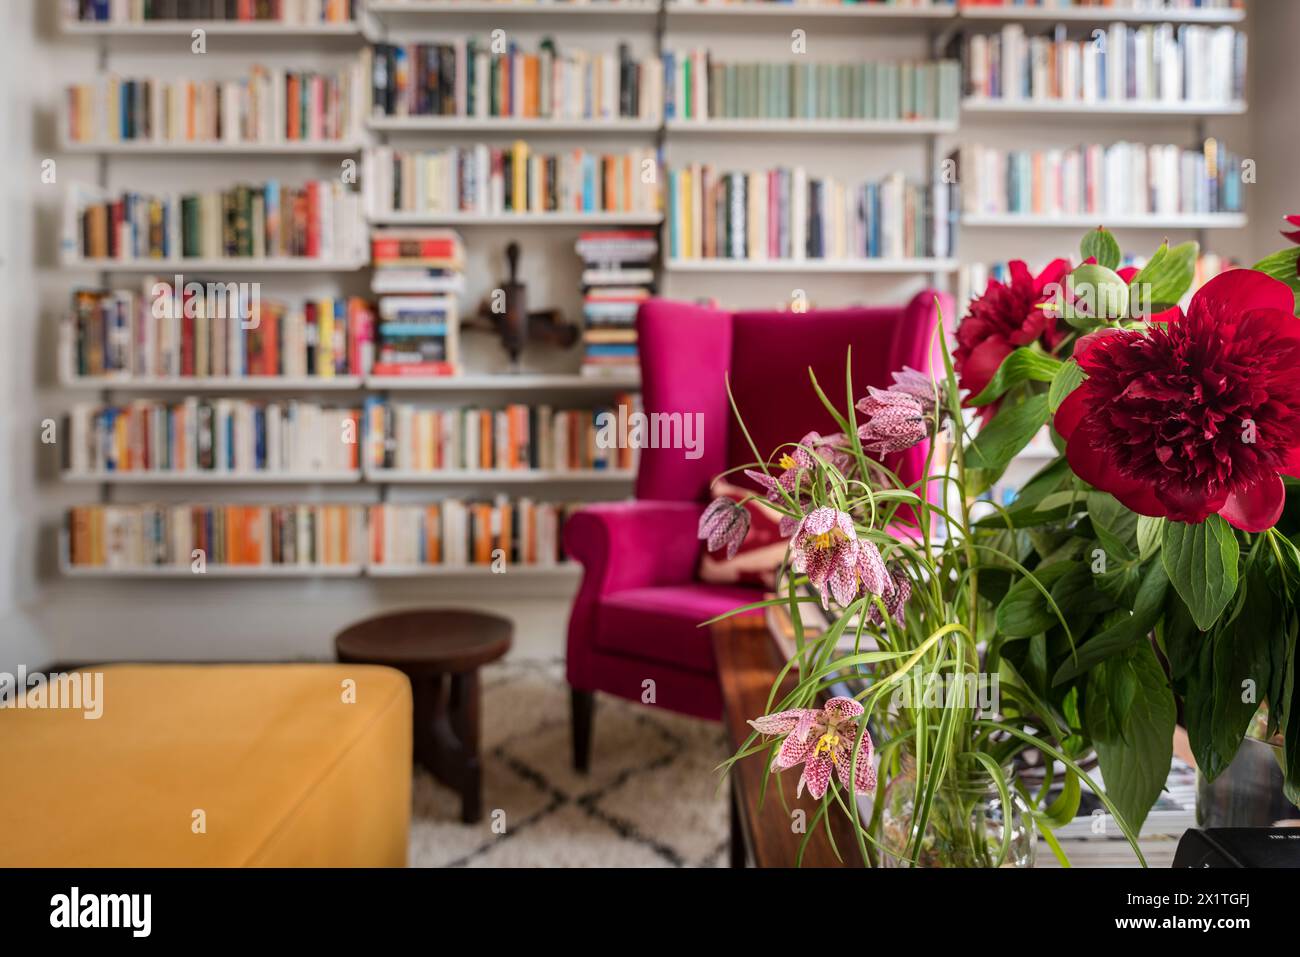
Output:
[407,658,730,867]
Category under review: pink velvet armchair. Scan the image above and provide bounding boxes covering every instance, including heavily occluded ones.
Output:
[563,292,951,770]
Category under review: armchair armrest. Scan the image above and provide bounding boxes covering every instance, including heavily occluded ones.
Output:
[564,500,705,596]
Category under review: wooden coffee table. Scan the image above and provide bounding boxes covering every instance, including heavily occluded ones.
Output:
[712,615,865,868]
[335,609,512,824]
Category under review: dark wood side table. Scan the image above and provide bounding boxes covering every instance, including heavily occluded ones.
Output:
[335,609,512,824]
[712,615,864,868]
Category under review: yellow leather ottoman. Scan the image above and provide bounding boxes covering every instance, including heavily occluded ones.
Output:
[0,664,412,867]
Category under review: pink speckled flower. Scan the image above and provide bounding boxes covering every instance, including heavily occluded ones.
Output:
[790,507,861,607]
[867,567,912,628]
[748,696,876,799]
[856,387,928,455]
[745,431,849,504]
[887,366,945,417]
[698,497,750,559]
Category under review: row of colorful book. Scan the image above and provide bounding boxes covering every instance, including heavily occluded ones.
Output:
[963,23,1245,104]
[957,252,1237,313]
[365,40,663,121]
[370,500,575,568]
[64,180,365,262]
[64,66,366,145]
[62,501,578,570]
[664,53,961,122]
[956,1,1238,11]
[67,0,357,22]
[365,145,661,217]
[576,230,655,378]
[64,285,375,380]
[65,504,363,570]
[64,399,362,475]
[666,165,954,261]
[361,397,641,472]
[958,140,1244,217]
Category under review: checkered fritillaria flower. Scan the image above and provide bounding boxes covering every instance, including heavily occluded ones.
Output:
[887,365,946,418]
[855,387,928,456]
[697,497,750,560]
[790,506,861,608]
[748,697,876,799]
[867,567,912,628]
[743,430,848,506]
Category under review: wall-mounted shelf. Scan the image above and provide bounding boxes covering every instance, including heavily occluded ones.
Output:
[368,117,660,134]
[61,20,363,36]
[62,257,368,272]
[365,468,634,483]
[665,2,954,21]
[962,99,1247,118]
[962,213,1247,230]
[61,376,366,392]
[665,118,957,136]
[60,562,365,578]
[366,0,660,16]
[61,471,363,484]
[366,563,581,577]
[366,373,640,390]
[665,257,959,274]
[958,5,1244,25]
[60,140,365,155]
[366,211,663,226]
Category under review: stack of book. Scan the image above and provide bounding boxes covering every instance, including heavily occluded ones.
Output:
[64,180,364,262]
[963,23,1246,105]
[365,39,662,121]
[64,65,365,146]
[667,165,953,261]
[63,285,375,381]
[362,397,641,473]
[370,229,465,377]
[67,1,358,22]
[64,399,362,476]
[664,53,960,123]
[576,230,655,377]
[958,140,1244,218]
[369,499,574,569]
[64,504,363,571]
[365,144,662,217]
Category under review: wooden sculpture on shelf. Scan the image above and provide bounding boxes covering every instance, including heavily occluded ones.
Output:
[470,241,579,364]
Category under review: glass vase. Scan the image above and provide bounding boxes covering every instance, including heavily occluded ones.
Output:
[878,755,1036,868]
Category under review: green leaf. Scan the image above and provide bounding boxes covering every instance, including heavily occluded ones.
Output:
[1085,642,1176,836]
[1080,227,1122,271]
[1252,246,1300,305]
[1052,559,1169,685]
[967,394,1051,489]
[967,348,1062,407]
[995,561,1075,638]
[1161,516,1241,631]
[1047,359,1085,414]
[1130,241,1198,312]
[1209,559,1275,765]
[1136,515,1164,561]
[1087,491,1138,563]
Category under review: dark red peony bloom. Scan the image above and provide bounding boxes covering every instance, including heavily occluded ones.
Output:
[955,259,1071,399]
[1055,270,1300,532]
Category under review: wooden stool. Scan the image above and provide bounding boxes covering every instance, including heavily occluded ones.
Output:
[335,609,512,824]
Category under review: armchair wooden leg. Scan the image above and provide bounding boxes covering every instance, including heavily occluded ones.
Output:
[570,688,595,773]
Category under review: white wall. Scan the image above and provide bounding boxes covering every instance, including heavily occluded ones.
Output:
[2,1,1294,669]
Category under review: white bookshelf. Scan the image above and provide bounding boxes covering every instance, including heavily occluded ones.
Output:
[665,118,957,136]
[60,562,365,579]
[61,471,363,485]
[665,258,959,274]
[365,373,640,390]
[60,140,365,155]
[665,2,955,21]
[62,257,369,272]
[365,0,661,15]
[368,117,660,134]
[61,20,364,37]
[364,468,635,483]
[958,5,1244,24]
[962,213,1248,230]
[962,99,1247,118]
[366,563,581,577]
[61,376,366,392]
[367,211,664,226]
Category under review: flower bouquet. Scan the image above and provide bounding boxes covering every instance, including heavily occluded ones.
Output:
[701,220,1300,867]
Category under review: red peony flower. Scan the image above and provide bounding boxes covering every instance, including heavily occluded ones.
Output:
[1054,270,1300,532]
[955,259,1071,400]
